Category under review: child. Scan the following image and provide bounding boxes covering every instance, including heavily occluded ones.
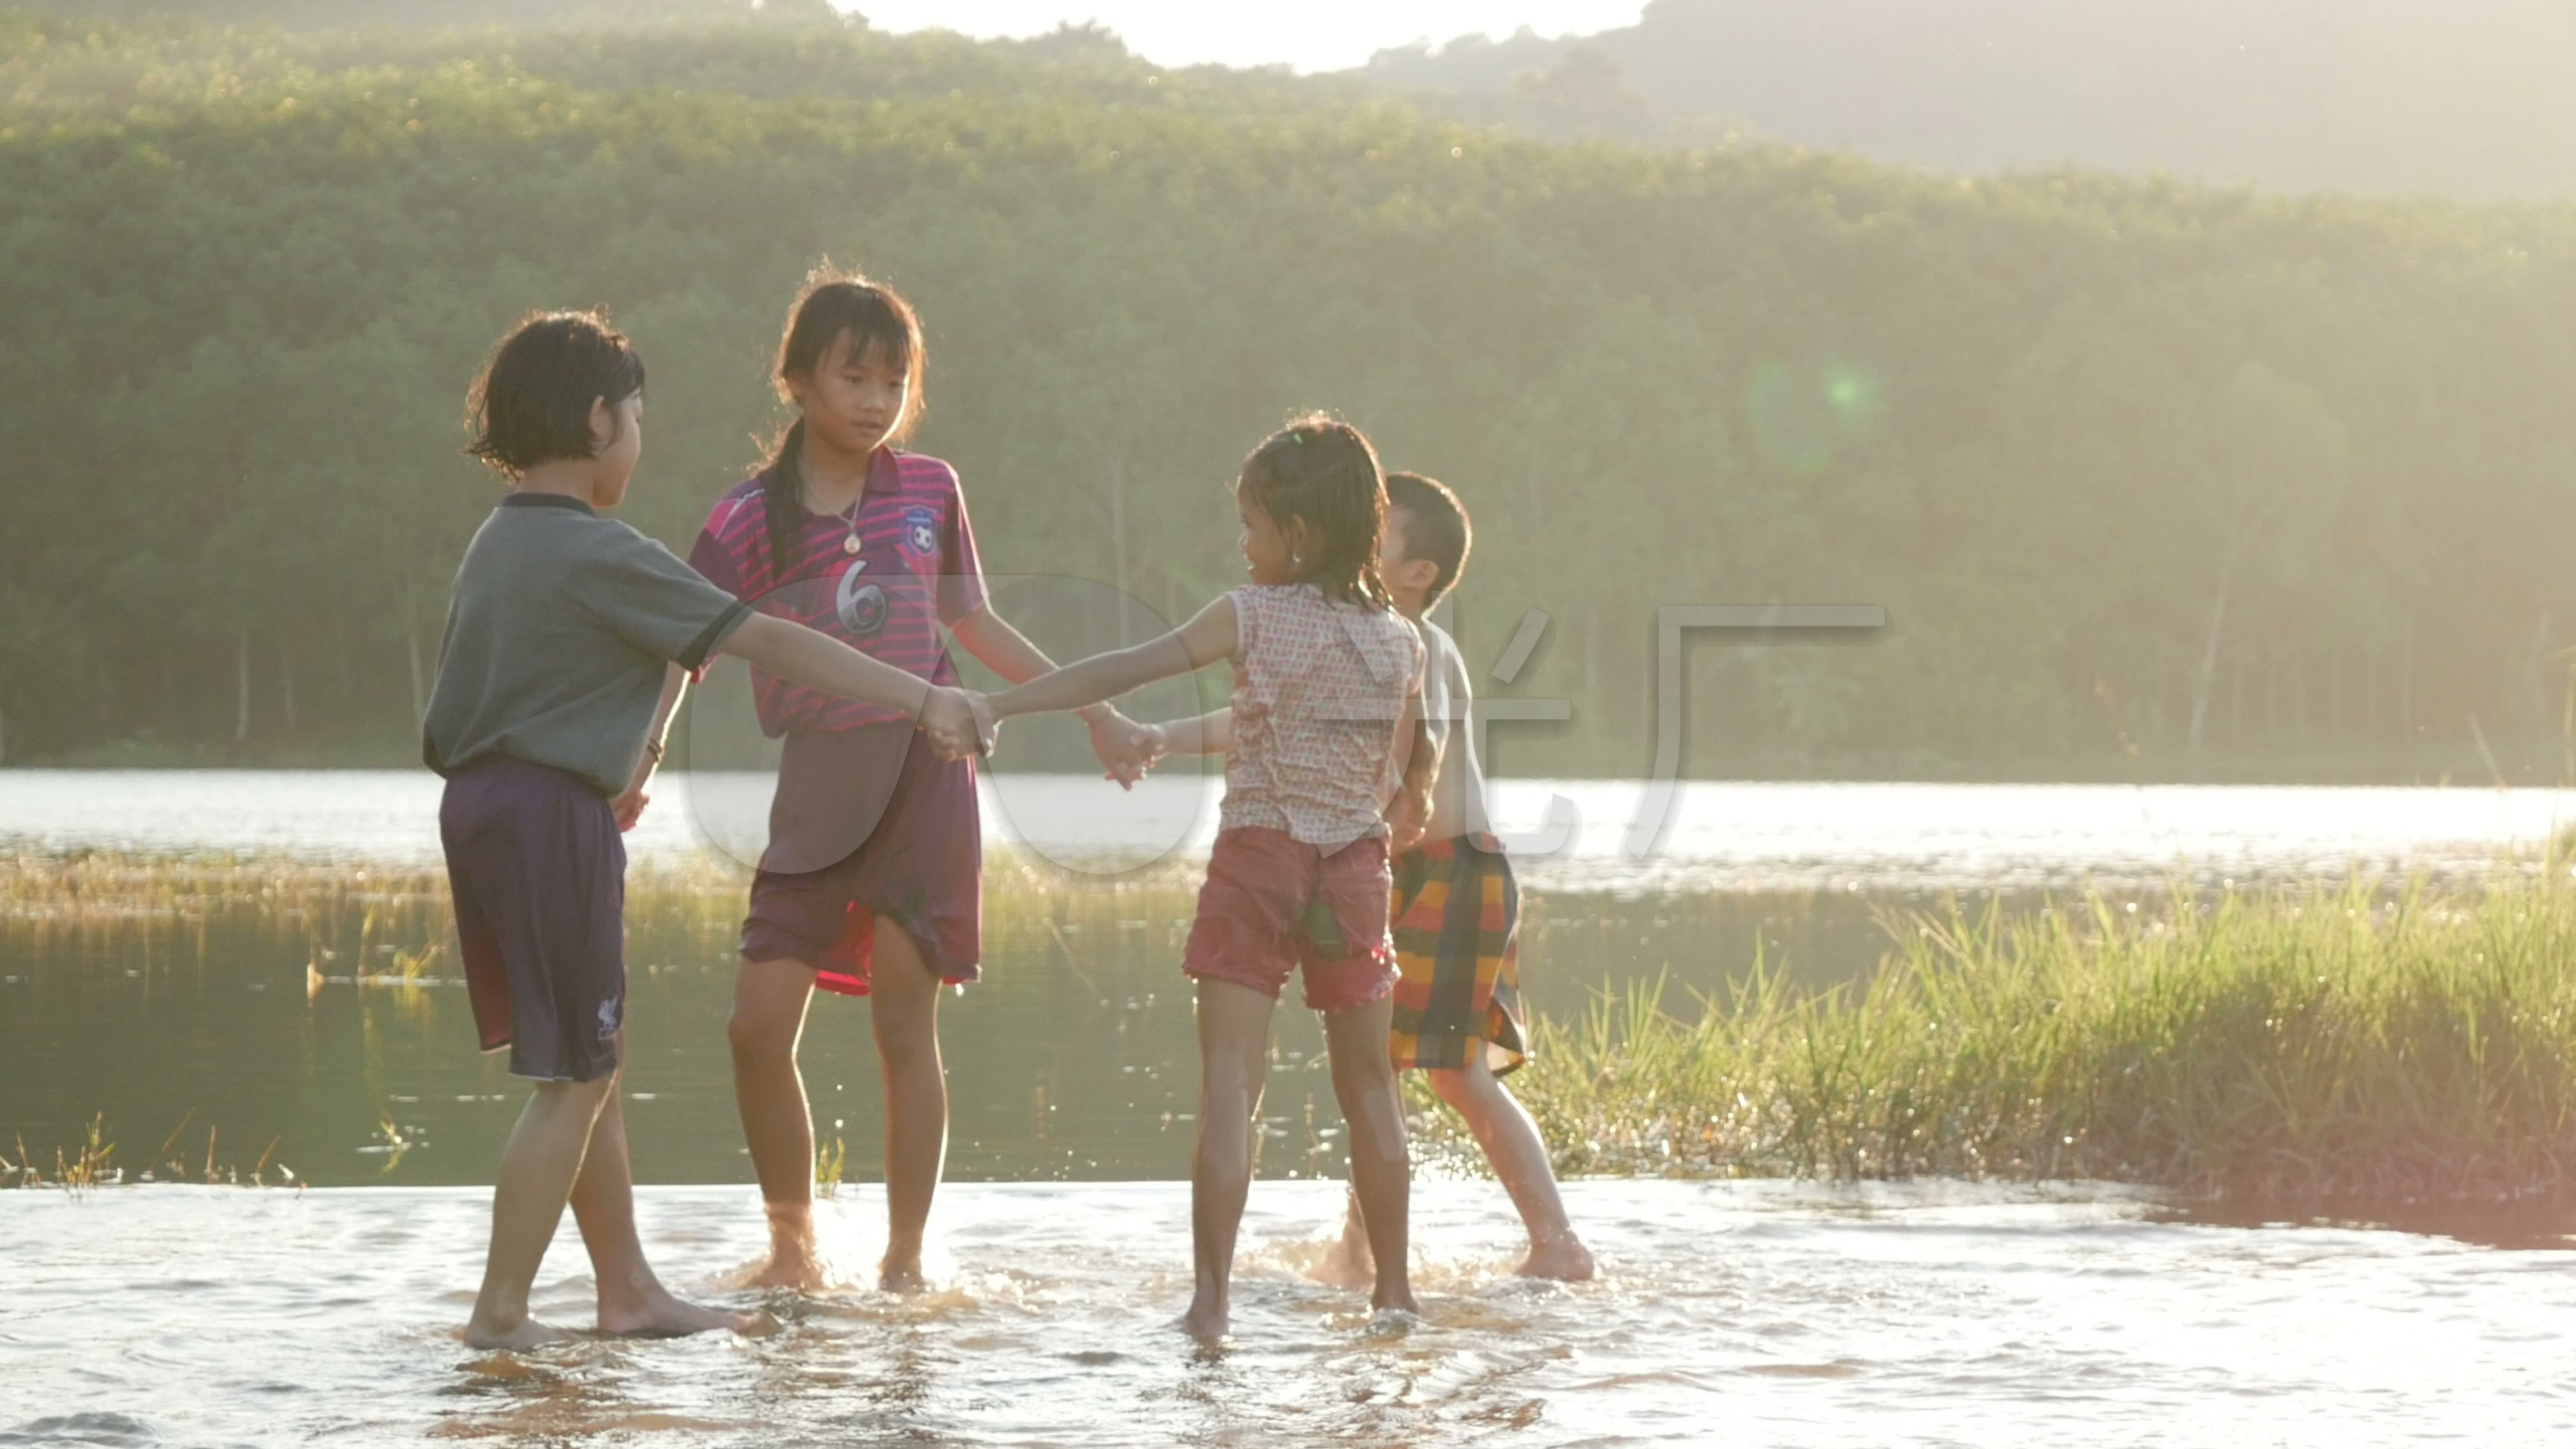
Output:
[970,416,1434,1340]
[628,268,1152,1293]
[425,310,985,1350]
[1142,474,1594,1281]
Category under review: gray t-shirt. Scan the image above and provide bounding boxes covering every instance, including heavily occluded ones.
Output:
[1419,621,1494,841]
[423,493,751,796]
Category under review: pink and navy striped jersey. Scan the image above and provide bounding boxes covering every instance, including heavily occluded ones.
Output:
[688,447,987,735]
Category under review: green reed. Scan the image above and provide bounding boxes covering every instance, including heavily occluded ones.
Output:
[21,849,2576,1205]
[1491,869,2576,1205]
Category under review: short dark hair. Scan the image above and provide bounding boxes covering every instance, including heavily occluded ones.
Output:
[1237,413,1391,610]
[1384,472,1471,606]
[464,310,646,476]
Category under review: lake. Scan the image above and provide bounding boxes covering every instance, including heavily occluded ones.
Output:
[5,1179,2567,1446]
[9,771,2573,1187]
[4,771,2572,1446]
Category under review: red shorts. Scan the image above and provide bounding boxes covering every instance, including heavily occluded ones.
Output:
[1183,826,1398,1012]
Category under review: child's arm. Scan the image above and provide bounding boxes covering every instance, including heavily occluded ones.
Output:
[610,663,690,830]
[981,596,1238,722]
[951,604,1153,786]
[1142,707,1232,757]
[725,612,987,757]
[1389,687,1437,851]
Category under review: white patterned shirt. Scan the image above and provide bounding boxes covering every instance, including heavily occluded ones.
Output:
[1220,584,1426,849]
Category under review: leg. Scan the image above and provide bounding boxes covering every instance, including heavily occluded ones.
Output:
[868,920,949,1291]
[570,1067,754,1335]
[1308,1183,1375,1289]
[1427,1059,1594,1281]
[1324,996,1419,1316]
[466,1075,617,1350]
[1185,978,1276,1340]
[729,957,823,1289]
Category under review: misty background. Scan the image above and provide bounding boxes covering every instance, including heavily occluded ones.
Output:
[3,0,2573,782]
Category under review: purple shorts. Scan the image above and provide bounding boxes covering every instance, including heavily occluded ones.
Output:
[740,723,981,996]
[439,755,626,1083]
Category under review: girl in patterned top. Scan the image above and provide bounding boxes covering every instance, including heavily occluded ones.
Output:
[972,415,1434,1340]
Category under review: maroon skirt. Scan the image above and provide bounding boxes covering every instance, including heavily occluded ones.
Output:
[738,722,981,996]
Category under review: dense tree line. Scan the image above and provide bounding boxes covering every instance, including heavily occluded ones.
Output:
[4,10,2575,781]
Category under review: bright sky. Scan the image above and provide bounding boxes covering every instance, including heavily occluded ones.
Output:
[841,2,1647,73]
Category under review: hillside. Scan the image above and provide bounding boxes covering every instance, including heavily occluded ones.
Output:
[1364,0,2576,201]
[3,8,2575,782]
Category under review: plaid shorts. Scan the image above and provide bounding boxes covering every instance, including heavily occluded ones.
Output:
[1387,835,1527,1075]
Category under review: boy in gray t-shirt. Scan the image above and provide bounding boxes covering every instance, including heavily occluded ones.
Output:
[430,311,985,1352]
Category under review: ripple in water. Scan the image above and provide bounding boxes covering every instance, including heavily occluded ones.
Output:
[4,1179,2569,1446]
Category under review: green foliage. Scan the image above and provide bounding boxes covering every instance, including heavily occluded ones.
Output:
[2,11,2575,778]
[1501,873,2576,1204]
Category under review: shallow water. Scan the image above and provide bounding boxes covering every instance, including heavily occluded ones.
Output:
[8,782,2576,1443]
[6,771,2571,1187]
[2,1180,2567,1446]
[0,868,1923,1187]
[7,770,2575,892]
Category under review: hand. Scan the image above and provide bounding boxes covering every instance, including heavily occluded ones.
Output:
[920,687,994,761]
[1085,707,1158,790]
[1132,722,1171,769]
[610,786,649,831]
[610,751,658,832]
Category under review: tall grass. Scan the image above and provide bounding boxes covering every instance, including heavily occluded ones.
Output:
[19,849,2576,1205]
[1504,871,2576,1205]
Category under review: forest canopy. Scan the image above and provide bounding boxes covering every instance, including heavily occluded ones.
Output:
[4,6,2575,781]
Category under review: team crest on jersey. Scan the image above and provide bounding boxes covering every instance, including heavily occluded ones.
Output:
[835,560,889,639]
[902,505,938,558]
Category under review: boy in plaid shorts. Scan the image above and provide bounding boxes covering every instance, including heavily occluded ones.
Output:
[1144,472,1594,1281]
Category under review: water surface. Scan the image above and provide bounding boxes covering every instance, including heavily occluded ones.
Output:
[3,1181,2565,1447]
[8,770,2573,891]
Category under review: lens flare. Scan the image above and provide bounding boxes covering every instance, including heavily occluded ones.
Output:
[1743,358,1884,477]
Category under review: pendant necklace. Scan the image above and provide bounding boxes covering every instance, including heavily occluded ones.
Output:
[841,495,863,554]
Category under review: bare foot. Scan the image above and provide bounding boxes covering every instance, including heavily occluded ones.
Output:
[1371,1285,1422,1318]
[1179,1295,1229,1342]
[1518,1236,1597,1282]
[1304,1231,1375,1290]
[745,1242,827,1293]
[877,1255,929,1294]
[463,1313,578,1351]
[597,1289,756,1339]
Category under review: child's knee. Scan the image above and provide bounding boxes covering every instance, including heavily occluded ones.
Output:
[727,1002,794,1062]
[1425,1063,1494,1112]
[1328,1045,1398,1108]
[1424,1067,1473,1110]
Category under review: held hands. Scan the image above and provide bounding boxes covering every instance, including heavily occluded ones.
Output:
[920,686,998,762]
[1086,707,1163,790]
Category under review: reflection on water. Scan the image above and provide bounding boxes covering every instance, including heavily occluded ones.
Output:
[6,770,2575,891]
[0,859,1945,1186]
[3,1180,2567,1446]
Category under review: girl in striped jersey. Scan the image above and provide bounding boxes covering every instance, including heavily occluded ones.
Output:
[629,267,1156,1291]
